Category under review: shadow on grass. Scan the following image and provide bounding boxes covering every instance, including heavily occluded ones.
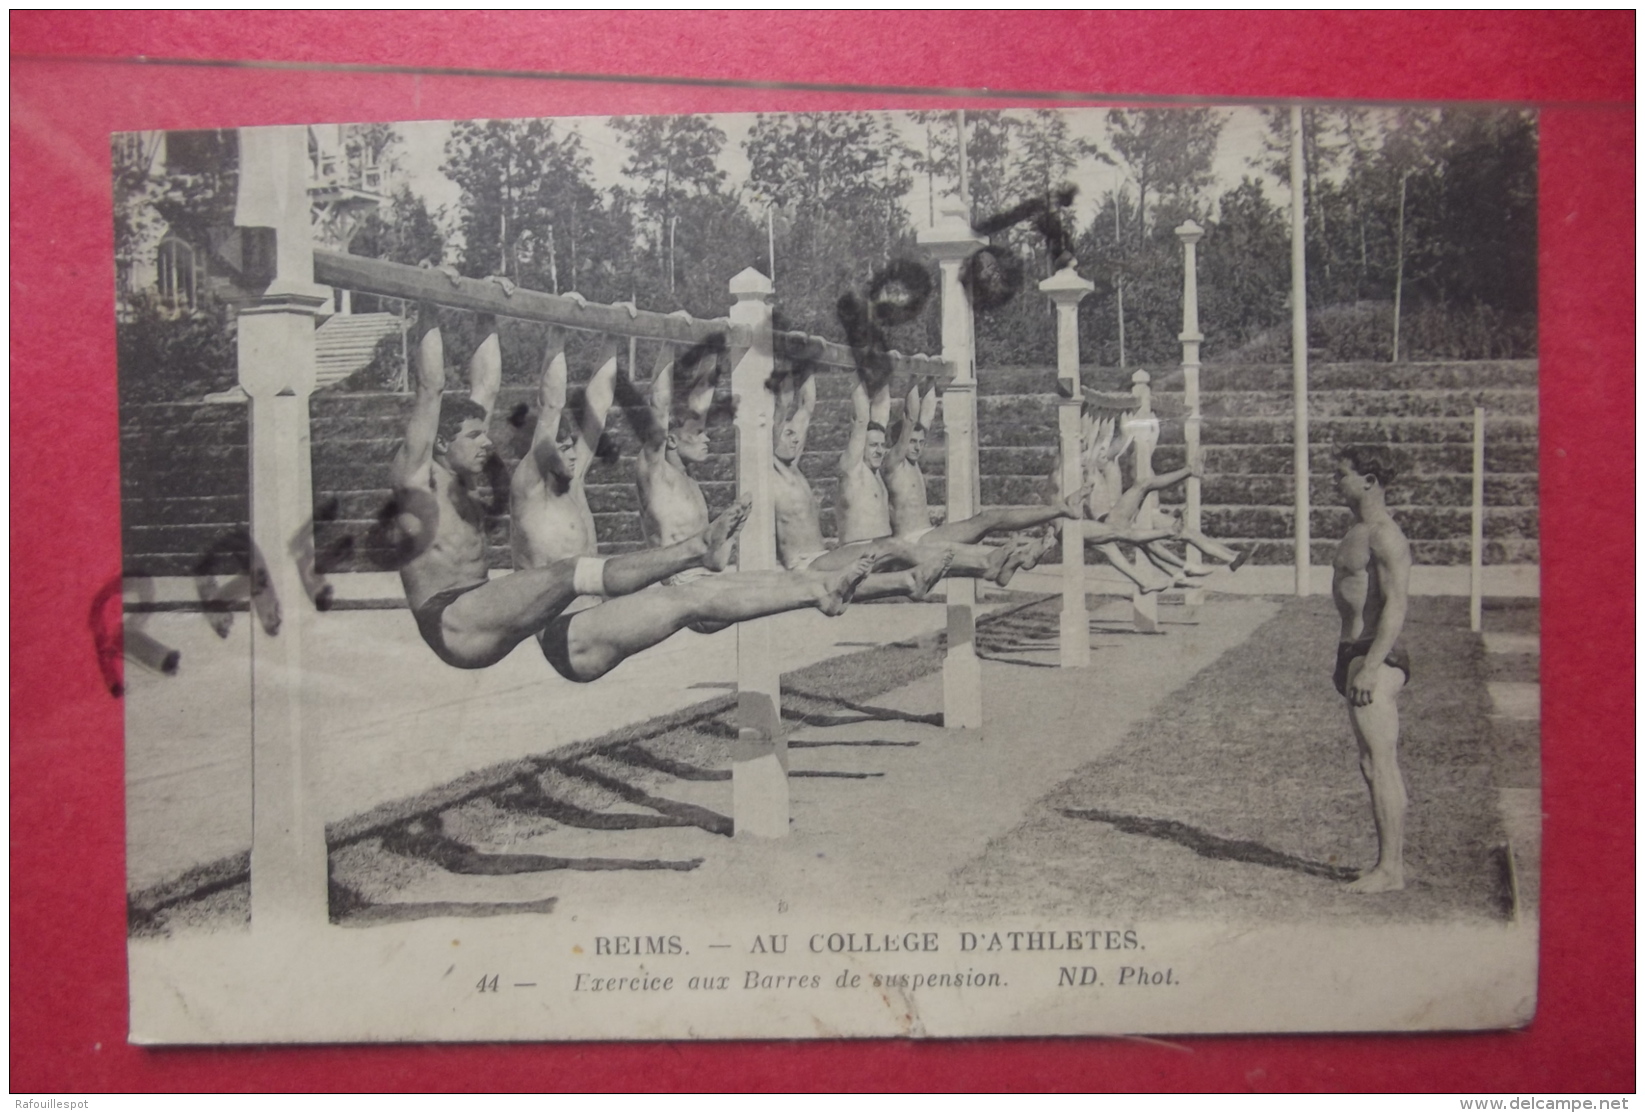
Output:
[979,652,1062,669]
[781,688,944,728]
[1060,808,1359,882]
[381,817,705,875]
[334,897,559,927]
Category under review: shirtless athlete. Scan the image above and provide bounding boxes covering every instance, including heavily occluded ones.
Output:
[1330,445,1413,893]
[878,374,1094,562]
[1076,415,1245,591]
[883,376,940,538]
[395,307,870,682]
[771,367,1053,591]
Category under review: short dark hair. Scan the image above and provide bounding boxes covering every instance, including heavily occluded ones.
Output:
[865,421,888,437]
[1338,444,1399,488]
[437,396,488,446]
[887,418,927,444]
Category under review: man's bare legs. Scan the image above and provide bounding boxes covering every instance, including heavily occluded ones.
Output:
[850,550,953,602]
[922,486,1089,547]
[1344,655,1408,892]
[1108,466,1193,526]
[556,556,877,682]
[598,497,750,595]
[1175,526,1244,567]
[1149,507,1246,568]
[808,535,1021,586]
[1095,541,1175,594]
[432,499,749,668]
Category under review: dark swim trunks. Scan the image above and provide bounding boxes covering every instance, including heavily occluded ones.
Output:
[1334,638,1412,697]
[411,581,488,668]
[538,613,584,683]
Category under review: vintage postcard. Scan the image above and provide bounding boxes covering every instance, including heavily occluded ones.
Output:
[116,102,1540,1042]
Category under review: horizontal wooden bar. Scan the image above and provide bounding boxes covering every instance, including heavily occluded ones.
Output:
[773,330,953,380]
[315,249,950,379]
[313,249,738,346]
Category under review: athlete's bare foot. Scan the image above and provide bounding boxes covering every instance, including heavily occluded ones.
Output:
[906,550,954,602]
[817,552,876,616]
[1346,866,1404,893]
[986,536,1032,586]
[1135,564,1175,594]
[1015,526,1060,572]
[701,496,752,571]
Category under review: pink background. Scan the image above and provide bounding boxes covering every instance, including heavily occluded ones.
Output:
[10,12,1633,1092]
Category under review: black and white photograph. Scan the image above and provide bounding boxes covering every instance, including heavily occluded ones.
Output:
[114,103,1541,1042]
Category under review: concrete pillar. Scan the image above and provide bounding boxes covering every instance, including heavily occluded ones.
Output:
[1290,105,1312,596]
[1039,266,1094,668]
[1128,370,1161,635]
[1176,220,1206,608]
[918,201,986,730]
[234,126,333,930]
[726,267,787,838]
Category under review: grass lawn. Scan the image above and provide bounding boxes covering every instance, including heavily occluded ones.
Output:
[131,592,1525,934]
[926,593,1520,925]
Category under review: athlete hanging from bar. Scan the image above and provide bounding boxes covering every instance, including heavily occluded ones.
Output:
[394,305,872,681]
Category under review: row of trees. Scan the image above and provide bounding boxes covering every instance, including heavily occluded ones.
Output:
[403,106,1534,381]
[116,107,1538,402]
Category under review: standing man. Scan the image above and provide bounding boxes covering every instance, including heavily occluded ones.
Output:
[1331,445,1413,893]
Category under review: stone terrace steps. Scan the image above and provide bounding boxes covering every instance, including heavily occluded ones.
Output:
[314,312,401,389]
[117,360,1539,576]
[973,360,1539,569]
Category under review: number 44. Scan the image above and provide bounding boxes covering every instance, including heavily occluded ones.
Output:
[476,974,499,993]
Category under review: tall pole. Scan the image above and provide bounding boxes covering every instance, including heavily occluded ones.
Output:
[1128,371,1161,634]
[1470,406,1486,633]
[1391,170,1410,363]
[1290,105,1311,597]
[234,125,333,930]
[1041,266,1094,668]
[766,205,776,287]
[546,224,558,295]
[727,266,785,837]
[1115,191,1127,369]
[956,110,969,210]
[1176,220,1206,603]
[919,200,986,730]
[925,120,936,225]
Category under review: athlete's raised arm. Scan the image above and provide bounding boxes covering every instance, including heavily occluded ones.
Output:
[392,302,446,492]
[522,326,572,486]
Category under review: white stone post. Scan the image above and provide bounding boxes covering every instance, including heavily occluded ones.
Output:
[1039,266,1094,668]
[1290,105,1312,596]
[1128,370,1161,635]
[234,126,333,930]
[918,202,986,731]
[727,267,787,837]
[1176,220,1206,608]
